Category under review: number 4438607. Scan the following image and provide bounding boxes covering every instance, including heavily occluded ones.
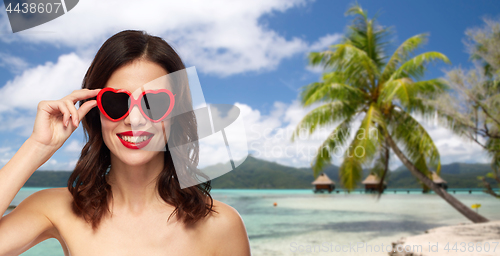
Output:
[443,242,498,253]
[6,2,62,14]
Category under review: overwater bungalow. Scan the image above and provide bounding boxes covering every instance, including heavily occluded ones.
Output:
[362,173,387,193]
[422,171,448,193]
[312,173,335,193]
[432,171,448,190]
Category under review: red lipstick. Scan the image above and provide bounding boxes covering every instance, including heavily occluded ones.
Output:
[116,131,154,149]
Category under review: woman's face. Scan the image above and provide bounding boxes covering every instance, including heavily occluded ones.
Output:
[101,59,173,167]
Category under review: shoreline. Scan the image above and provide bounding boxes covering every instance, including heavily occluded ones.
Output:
[389,220,500,256]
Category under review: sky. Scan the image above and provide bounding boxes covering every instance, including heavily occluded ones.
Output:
[0,0,499,171]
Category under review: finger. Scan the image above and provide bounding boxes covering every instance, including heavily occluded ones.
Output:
[64,100,80,127]
[56,101,72,127]
[76,100,98,122]
[39,101,71,126]
[65,88,102,104]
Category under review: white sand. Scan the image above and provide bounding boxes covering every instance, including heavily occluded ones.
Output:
[390,221,500,256]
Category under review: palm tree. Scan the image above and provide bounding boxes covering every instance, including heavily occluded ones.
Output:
[291,4,488,223]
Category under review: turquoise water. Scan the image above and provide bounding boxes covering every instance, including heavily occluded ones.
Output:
[6,188,500,256]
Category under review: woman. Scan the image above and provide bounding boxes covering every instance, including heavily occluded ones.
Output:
[0,30,251,256]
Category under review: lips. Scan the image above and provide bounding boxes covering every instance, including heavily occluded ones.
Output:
[116,131,154,149]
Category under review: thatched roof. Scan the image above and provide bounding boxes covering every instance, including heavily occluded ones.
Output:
[362,173,387,185]
[431,171,447,184]
[312,173,335,185]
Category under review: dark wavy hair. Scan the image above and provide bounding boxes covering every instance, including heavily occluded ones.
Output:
[67,30,216,230]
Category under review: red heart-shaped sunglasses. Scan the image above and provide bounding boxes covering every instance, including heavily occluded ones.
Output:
[97,87,176,122]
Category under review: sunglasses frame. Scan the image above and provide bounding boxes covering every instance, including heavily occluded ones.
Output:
[97,87,176,123]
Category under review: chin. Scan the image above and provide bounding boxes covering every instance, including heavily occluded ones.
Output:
[110,150,153,165]
[121,158,154,167]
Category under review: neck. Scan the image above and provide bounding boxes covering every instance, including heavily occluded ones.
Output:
[106,152,165,214]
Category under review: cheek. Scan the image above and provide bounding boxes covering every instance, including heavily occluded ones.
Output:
[100,114,119,142]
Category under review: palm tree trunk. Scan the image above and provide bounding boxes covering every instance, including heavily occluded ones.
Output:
[384,132,489,223]
[377,138,390,194]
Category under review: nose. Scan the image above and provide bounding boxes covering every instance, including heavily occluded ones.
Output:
[124,104,147,127]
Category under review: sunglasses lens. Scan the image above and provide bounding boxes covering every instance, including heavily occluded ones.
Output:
[141,92,172,121]
[101,91,129,119]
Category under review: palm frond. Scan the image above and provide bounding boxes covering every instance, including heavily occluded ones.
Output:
[345,3,368,19]
[291,101,358,142]
[390,52,450,81]
[340,154,363,190]
[309,50,336,67]
[390,109,441,172]
[299,72,368,106]
[340,104,385,190]
[371,133,390,177]
[379,77,414,106]
[310,118,353,177]
[335,43,381,85]
[380,78,448,109]
[380,34,428,83]
[345,2,389,68]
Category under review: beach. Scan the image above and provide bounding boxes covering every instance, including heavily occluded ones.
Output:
[7,188,500,256]
[390,221,500,256]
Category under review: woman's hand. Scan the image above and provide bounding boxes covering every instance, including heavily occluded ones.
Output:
[29,89,101,151]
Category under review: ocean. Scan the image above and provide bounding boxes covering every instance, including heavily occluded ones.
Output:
[6,188,500,256]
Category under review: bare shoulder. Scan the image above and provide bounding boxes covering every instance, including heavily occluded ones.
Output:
[20,187,73,220]
[202,199,251,256]
[24,187,72,208]
[0,188,72,255]
[31,187,71,198]
[209,199,244,225]
[17,187,71,209]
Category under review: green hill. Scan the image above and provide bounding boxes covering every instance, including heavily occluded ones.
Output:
[208,155,314,188]
[388,163,495,188]
[211,156,495,189]
[23,156,496,189]
[25,171,72,187]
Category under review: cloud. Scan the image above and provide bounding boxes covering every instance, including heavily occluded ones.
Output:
[0,134,83,171]
[308,33,342,52]
[38,157,77,171]
[0,146,13,166]
[64,139,84,153]
[0,113,36,136]
[416,116,489,164]
[0,147,11,154]
[0,53,89,113]
[223,101,490,169]
[0,52,89,137]
[237,100,347,167]
[0,0,336,76]
[0,140,78,170]
[304,33,342,74]
[305,63,328,74]
[68,158,79,169]
[0,52,29,74]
